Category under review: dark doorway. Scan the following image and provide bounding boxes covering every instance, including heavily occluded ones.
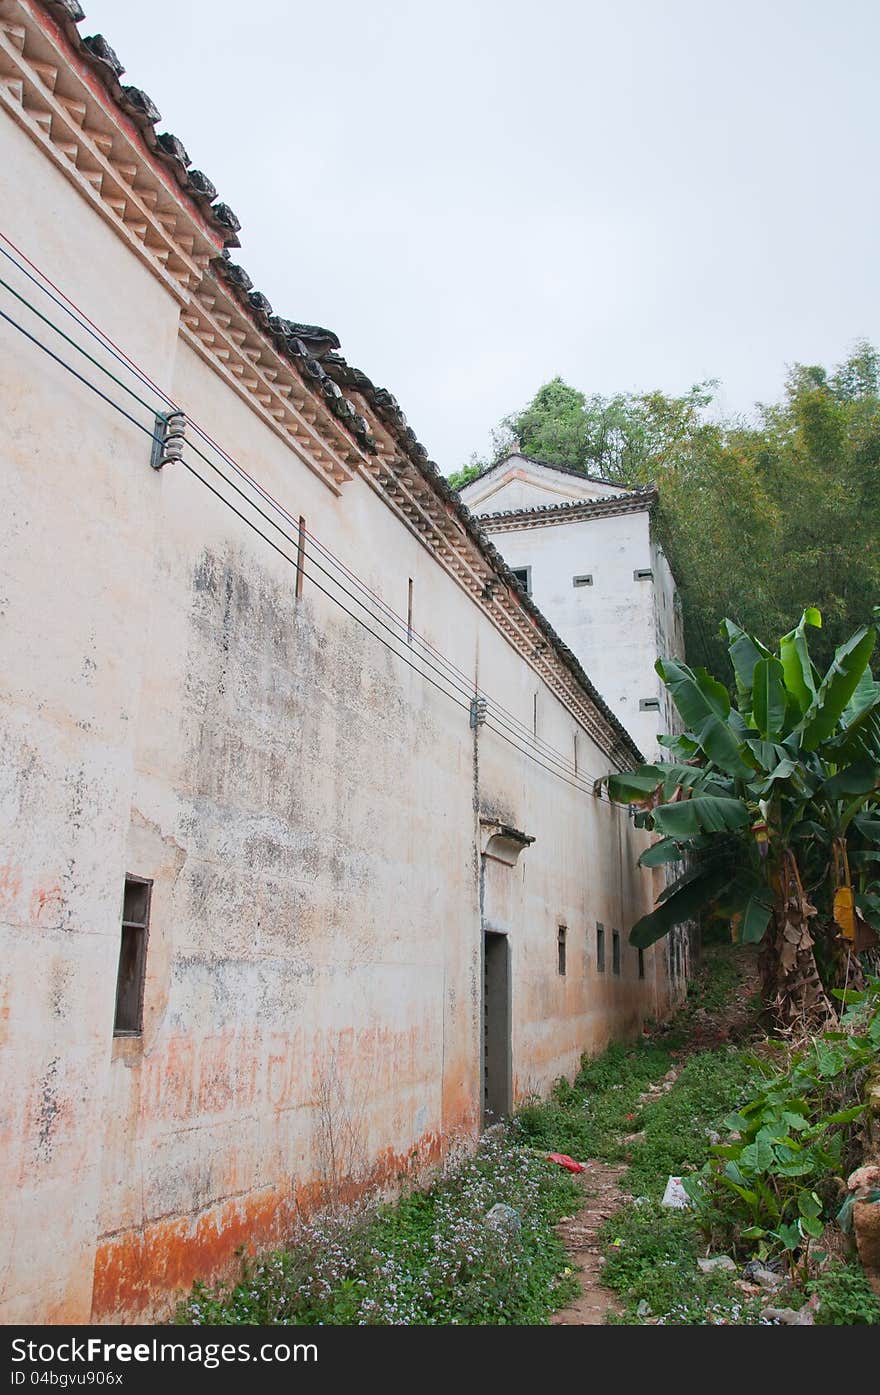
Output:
[483,931,511,1125]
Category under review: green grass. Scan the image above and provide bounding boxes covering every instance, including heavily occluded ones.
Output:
[600,1202,766,1325]
[686,954,743,1015]
[622,1048,756,1199]
[514,1041,673,1162]
[177,948,877,1327]
[510,958,764,1324]
[517,953,878,1326]
[595,1047,771,1324]
[177,1130,581,1326]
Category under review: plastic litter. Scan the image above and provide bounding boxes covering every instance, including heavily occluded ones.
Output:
[661,1175,692,1208]
[546,1153,587,1173]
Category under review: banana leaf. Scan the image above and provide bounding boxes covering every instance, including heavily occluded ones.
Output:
[821,760,880,799]
[718,870,774,943]
[638,837,686,868]
[752,657,789,741]
[843,666,880,724]
[824,695,880,765]
[746,738,791,772]
[656,659,753,777]
[658,731,701,759]
[779,607,821,716]
[604,769,664,803]
[800,625,876,751]
[722,619,772,719]
[652,794,751,838]
[629,862,736,948]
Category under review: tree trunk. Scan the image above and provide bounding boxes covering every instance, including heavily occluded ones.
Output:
[758,852,835,1035]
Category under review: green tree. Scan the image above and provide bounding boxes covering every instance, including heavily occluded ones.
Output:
[602,608,880,1031]
[452,344,880,680]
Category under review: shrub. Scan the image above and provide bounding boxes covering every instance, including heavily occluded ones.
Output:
[684,979,880,1267]
[808,1260,880,1325]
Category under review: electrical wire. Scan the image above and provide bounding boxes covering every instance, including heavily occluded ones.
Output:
[0,250,628,798]
[0,234,628,788]
[0,235,631,786]
[0,277,596,788]
[0,311,609,798]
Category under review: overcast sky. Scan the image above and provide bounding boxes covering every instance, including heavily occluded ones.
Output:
[81,0,879,472]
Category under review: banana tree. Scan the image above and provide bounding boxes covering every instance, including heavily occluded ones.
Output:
[601,608,880,1032]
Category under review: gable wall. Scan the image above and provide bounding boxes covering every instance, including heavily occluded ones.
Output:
[461,456,626,514]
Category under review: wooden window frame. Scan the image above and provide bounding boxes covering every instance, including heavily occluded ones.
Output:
[114,874,152,1036]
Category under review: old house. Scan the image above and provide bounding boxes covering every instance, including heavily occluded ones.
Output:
[0,0,685,1323]
[459,453,685,759]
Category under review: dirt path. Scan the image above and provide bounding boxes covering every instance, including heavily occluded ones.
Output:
[551,947,762,1326]
[550,1067,680,1325]
[549,1161,629,1324]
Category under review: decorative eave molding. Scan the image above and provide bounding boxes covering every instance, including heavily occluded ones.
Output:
[477,491,658,533]
[181,271,370,495]
[0,0,223,302]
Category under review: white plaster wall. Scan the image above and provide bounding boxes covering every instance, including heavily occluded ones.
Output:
[651,535,686,745]
[0,113,183,1323]
[0,107,679,1324]
[477,512,668,757]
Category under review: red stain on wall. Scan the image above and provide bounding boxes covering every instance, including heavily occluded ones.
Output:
[91,1187,289,1323]
[90,1126,455,1322]
[28,882,62,924]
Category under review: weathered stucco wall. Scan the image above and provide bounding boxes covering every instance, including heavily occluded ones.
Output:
[651,534,686,753]
[0,25,682,1323]
[0,106,186,1324]
[469,510,664,755]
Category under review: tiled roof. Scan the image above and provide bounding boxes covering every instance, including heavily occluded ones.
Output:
[43,1,242,248]
[477,488,658,527]
[32,0,645,767]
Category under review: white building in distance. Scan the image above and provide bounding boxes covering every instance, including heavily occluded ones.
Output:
[460,453,685,757]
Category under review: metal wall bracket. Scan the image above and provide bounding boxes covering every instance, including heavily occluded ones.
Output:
[469,696,488,729]
[150,410,187,469]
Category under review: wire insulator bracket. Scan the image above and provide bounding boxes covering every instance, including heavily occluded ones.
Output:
[470,696,488,729]
[150,410,186,469]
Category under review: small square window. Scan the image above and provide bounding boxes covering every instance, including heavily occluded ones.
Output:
[596,923,605,973]
[612,929,621,977]
[572,574,593,587]
[557,925,567,976]
[115,874,151,1035]
[633,568,654,581]
[510,566,532,595]
[639,698,661,711]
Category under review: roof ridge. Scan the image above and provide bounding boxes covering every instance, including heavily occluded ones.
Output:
[477,488,658,521]
[461,450,631,492]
